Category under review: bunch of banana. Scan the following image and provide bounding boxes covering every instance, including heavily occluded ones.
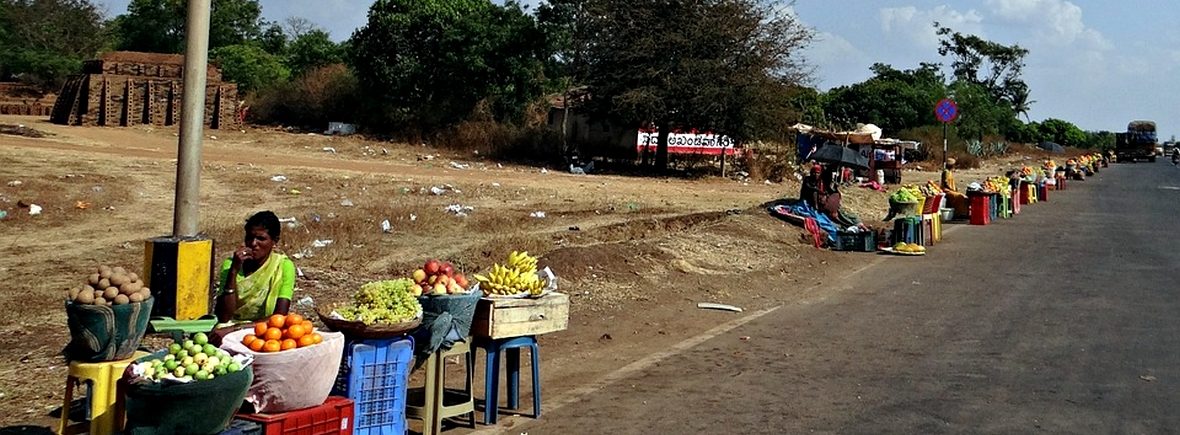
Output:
[506,251,538,275]
[473,264,544,296]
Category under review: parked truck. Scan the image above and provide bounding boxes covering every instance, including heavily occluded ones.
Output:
[1116,120,1157,163]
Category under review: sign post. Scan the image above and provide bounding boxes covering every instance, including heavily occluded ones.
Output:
[934,98,959,171]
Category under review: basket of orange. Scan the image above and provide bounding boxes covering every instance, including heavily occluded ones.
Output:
[221,314,345,413]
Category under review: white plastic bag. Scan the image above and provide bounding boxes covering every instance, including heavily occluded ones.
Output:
[221,328,345,413]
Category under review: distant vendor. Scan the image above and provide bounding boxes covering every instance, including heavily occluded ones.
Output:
[215,211,296,323]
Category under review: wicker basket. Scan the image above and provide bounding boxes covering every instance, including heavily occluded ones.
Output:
[316,302,422,339]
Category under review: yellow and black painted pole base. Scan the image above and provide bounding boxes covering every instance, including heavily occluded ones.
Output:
[143,236,215,320]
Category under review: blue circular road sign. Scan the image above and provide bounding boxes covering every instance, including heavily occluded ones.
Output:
[935,98,958,123]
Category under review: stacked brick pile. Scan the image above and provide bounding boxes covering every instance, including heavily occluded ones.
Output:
[51,51,238,129]
[0,83,56,116]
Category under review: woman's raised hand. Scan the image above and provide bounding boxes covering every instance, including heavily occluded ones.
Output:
[231,244,252,268]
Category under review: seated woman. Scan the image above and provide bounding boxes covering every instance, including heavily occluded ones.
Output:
[215,211,296,324]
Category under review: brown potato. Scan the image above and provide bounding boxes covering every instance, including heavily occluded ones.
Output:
[110,274,127,287]
[112,266,126,276]
[140,287,151,298]
[87,273,101,286]
[114,294,130,305]
[98,278,111,289]
[75,290,95,304]
[103,287,119,300]
[121,281,143,295]
[83,284,95,293]
[68,287,81,300]
[98,267,112,279]
[129,292,145,303]
[128,272,140,283]
[94,297,107,306]
[93,289,104,299]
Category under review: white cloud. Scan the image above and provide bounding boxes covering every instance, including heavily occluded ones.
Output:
[880,5,984,49]
[808,32,864,66]
[985,0,1110,49]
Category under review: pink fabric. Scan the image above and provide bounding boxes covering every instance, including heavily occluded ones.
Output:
[804,218,824,248]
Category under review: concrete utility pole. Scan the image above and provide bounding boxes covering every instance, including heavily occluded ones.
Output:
[173,0,212,237]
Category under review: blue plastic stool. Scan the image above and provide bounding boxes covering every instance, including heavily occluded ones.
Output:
[475,336,540,425]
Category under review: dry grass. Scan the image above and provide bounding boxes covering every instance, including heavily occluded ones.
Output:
[0,154,136,230]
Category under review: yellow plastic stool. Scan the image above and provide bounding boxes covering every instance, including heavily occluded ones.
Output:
[407,339,476,435]
[59,351,148,435]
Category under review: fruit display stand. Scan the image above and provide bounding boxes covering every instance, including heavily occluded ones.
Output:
[472,292,569,340]
[123,349,254,434]
[472,292,568,424]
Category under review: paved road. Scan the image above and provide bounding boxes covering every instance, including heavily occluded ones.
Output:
[518,163,1180,434]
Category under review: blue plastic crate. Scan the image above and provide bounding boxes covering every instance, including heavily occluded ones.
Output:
[334,336,414,435]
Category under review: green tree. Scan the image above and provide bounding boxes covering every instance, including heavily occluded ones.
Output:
[114,0,263,53]
[111,0,183,53]
[535,0,586,88]
[935,23,1030,107]
[1081,130,1115,150]
[0,0,110,88]
[349,0,548,130]
[823,62,946,131]
[211,44,289,92]
[286,30,343,77]
[1009,82,1034,122]
[949,80,1017,140]
[1038,118,1086,147]
[257,22,288,53]
[575,0,813,170]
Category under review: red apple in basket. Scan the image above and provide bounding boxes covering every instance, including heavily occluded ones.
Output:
[431,283,447,296]
[454,274,469,289]
[440,263,455,277]
[424,259,442,275]
[428,275,439,285]
[447,281,462,294]
[437,275,451,287]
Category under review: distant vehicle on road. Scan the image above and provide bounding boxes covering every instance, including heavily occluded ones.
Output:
[1164,141,1176,157]
[1116,120,1157,163]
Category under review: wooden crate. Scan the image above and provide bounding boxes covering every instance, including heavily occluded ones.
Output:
[472,292,569,339]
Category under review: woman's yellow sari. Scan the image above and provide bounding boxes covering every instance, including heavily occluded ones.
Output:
[222,252,292,321]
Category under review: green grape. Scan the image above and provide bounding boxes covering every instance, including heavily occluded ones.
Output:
[338,278,422,325]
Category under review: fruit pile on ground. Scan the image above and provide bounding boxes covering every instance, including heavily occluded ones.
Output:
[67,265,152,306]
[474,251,546,297]
[135,332,246,382]
[892,242,926,253]
[335,279,423,324]
[410,259,471,297]
[242,314,322,353]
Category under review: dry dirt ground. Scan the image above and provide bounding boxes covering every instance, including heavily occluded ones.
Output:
[0,114,1048,430]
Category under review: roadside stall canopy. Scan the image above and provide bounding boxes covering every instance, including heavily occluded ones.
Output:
[792,123,882,145]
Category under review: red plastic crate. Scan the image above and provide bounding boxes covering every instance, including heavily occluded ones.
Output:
[236,397,354,435]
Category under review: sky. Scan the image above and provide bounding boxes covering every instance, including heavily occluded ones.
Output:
[97,0,1180,139]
